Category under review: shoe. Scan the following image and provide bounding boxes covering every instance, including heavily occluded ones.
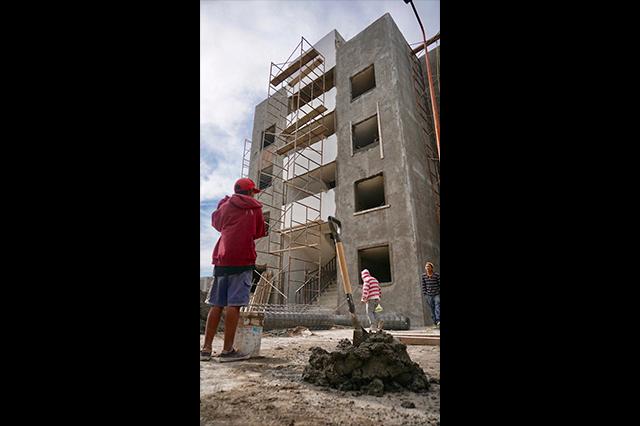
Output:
[217,348,251,363]
[200,350,212,361]
[436,322,440,329]
[377,320,384,330]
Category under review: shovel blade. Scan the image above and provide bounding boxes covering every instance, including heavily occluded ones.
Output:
[352,326,369,346]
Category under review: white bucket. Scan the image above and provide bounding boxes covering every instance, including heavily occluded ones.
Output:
[234,311,265,358]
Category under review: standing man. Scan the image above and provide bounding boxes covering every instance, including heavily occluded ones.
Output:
[200,178,266,362]
[421,262,440,328]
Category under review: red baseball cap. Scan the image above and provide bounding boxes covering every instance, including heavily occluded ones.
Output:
[234,177,261,194]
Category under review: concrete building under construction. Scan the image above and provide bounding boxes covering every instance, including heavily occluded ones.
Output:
[243,13,440,327]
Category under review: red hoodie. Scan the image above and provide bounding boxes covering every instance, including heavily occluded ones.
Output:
[211,194,266,267]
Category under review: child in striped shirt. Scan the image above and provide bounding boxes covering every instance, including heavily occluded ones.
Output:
[361,269,383,331]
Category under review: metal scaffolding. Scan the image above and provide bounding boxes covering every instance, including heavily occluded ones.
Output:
[253,37,329,307]
[409,41,440,224]
[240,138,252,178]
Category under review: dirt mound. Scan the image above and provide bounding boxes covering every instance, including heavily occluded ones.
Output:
[301,331,430,396]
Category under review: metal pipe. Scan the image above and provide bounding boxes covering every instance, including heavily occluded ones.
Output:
[411,32,440,55]
[405,0,440,159]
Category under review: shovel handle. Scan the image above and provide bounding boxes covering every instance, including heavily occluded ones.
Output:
[328,216,366,335]
[335,241,352,295]
[329,217,351,294]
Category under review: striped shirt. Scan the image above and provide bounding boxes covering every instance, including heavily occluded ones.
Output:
[421,272,440,296]
[361,270,381,301]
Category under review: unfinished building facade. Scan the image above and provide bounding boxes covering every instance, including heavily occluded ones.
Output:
[244,13,440,327]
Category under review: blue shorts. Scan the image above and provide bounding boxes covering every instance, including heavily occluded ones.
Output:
[205,270,253,307]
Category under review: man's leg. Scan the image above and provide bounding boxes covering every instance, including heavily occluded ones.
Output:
[219,270,253,359]
[434,294,440,325]
[222,306,241,352]
[202,306,223,351]
[428,295,437,325]
[202,276,228,358]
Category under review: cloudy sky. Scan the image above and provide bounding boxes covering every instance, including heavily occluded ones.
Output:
[200,0,440,276]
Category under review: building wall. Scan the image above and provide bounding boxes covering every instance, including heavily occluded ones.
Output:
[388,16,440,324]
[247,15,439,326]
[333,13,438,326]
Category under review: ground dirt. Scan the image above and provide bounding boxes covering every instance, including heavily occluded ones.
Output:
[200,328,440,426]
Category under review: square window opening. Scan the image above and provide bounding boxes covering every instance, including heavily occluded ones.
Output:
[358,245,392,284]
[262,124,276,148]
[352,115,379,151]
[259,165,273,190]
[355,173,385,212]
[351,65,376,100]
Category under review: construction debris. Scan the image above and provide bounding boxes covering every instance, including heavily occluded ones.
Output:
[287,326,314,337]
[263,326,315,337]
[301,331,430,396]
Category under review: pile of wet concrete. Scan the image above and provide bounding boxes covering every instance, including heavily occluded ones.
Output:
[302,331,430,396]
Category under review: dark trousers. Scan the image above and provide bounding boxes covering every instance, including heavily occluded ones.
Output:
[427,294,440,324]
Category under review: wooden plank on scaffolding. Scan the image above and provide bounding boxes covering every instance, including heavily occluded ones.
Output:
[288,68,335,112]
[276,126,325,155]
[269,244,319,254]
[276,219,325,234]
[281,105,328,135]
[271,48,320,86]
[288,57,324,86]
[276,111,335,155]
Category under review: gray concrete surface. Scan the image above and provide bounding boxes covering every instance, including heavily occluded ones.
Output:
[333,14,439,326]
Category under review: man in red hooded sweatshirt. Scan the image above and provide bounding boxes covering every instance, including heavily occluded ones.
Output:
[200,178,266,362]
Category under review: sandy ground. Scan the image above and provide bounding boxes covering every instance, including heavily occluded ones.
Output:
[200,328,440,426]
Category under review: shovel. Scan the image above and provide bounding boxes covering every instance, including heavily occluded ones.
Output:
[328,216,369,346]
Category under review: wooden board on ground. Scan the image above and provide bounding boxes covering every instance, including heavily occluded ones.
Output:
[392,335,440,346]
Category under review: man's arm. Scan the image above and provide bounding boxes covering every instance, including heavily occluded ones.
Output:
[212,197,228,231]
[212,210,222,232]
